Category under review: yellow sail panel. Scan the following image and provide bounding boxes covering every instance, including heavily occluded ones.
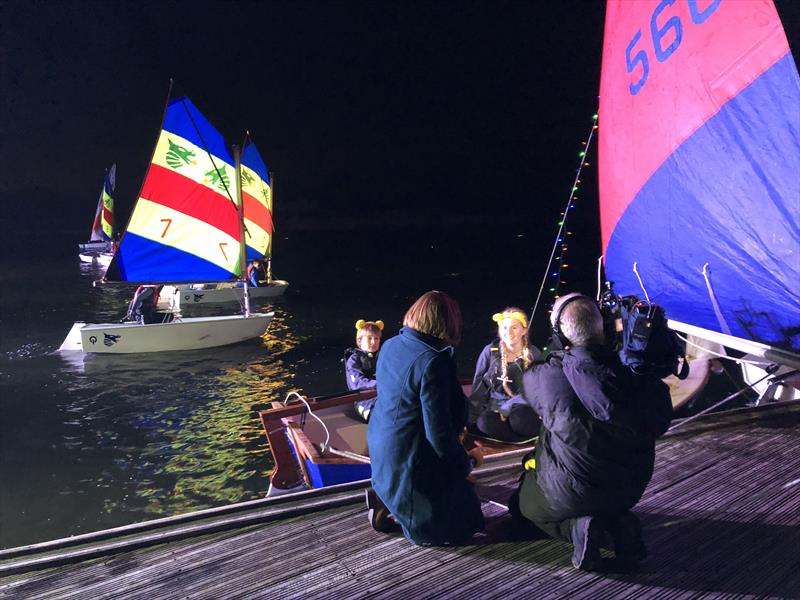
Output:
[151,131,238,203]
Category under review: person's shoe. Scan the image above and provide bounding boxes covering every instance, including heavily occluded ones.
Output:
[608,511,647,565]
[571,516,605,571]
[365,488,395,533]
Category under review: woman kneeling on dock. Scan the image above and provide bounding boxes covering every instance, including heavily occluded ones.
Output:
[367,291,484,545]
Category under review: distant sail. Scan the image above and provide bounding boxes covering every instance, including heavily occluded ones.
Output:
[241,142,274,260]
[599,0,800,352]
[89,164,116,242]
[107,97,242,283]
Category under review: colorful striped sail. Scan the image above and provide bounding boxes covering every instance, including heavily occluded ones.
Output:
[89,164,115,242]
[599,0,800,353]
[107,97,242,283]
[240,142,274,260]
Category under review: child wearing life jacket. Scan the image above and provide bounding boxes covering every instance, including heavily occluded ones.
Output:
[246,260,262,287]
[344,319,384,422]
[468,307,541,443]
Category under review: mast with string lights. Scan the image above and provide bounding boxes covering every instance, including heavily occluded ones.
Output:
[530,112,598,350]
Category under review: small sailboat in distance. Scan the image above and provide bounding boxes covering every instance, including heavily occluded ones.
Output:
[60,93,274,354]
[78,164,116,266]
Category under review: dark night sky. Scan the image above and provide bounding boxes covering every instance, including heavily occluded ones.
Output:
[2,1,798,235]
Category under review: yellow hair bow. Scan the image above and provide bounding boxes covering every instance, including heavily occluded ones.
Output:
[492,311,528,329]
[355,319,385,331]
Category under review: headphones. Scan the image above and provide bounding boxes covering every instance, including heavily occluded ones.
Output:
[550,294,593,349]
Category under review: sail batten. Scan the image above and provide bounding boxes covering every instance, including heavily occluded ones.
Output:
[599,0,800,354]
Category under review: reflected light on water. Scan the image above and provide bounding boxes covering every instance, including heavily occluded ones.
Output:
[54,309,306,519]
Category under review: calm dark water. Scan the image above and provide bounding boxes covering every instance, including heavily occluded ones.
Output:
[0,223,595,549]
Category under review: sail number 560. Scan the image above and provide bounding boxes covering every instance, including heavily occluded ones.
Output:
[626,0,721,95]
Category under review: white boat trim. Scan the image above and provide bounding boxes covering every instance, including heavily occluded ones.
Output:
[669,320,800,371]
[159,280,288,309]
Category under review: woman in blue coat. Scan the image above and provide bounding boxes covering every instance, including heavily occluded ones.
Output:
[367,291,484,545]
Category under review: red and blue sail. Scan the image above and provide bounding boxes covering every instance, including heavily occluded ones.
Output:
[107,97,242,283]
[89,163,115,242]
[599,0,800,352]
[240,142,274,260]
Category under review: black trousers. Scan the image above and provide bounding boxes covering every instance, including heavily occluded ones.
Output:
[510,470,583,544]
[475,404,540,443]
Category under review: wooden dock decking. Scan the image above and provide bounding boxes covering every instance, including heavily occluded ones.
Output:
[2,402,799,599]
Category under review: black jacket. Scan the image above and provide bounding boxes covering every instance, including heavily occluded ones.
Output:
[521,345,672,515]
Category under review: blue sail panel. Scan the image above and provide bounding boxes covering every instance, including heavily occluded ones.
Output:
[114,232,235,283]
[163,97,233,166]
[605,54,800,351]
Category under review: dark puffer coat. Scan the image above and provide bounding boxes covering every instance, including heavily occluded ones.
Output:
[344,348,378,390]
[367,327,484,545]
[521,345,672,516]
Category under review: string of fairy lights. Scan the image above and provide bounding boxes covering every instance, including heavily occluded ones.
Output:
[530,112,599,338]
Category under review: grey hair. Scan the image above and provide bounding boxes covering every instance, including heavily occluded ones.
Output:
[552,293,604,347]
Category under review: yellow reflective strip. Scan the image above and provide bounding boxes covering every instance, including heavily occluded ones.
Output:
[151,131,237,202]
[127,198,240,272]
[524,458,536,471]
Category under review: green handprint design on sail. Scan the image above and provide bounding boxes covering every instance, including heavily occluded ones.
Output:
[240,170,255,189]
[204,165,230,193]
[165,139,197,169]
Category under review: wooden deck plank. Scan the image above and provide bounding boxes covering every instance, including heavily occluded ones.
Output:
[2,403,799,599]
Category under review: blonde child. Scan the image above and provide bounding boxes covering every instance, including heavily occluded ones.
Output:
[344,319,384,421]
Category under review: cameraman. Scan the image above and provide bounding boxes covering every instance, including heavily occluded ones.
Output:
[511,293,672,571]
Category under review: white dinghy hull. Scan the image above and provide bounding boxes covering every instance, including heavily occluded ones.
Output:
[59,312,274,354]
[158,280,288,309]
[78,252,113,267]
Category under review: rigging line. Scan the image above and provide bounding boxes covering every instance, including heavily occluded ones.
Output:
[665,367,793,433]
[178,97,238,211]
[632,262,651,304]
[530,113,598,323]
[702,263,733,336]
[595,256,604,301]
[282,391,331,453]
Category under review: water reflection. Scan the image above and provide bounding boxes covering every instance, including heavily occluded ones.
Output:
[2,306,305,545]
[3,226,556,548]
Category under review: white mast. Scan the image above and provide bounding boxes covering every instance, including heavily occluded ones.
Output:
[233,144,251,317]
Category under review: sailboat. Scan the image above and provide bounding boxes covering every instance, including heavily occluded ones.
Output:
[598,0,799,397]
[78,164,116,266]
[60,94,274,354]
[157,139,288,309]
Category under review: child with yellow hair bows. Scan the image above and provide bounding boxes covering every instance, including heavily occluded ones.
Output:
[344,319,384,422]
[468,307,542,443]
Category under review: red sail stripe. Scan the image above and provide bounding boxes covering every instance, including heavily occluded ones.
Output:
[242,190,273,235]
[140,164,240,240]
